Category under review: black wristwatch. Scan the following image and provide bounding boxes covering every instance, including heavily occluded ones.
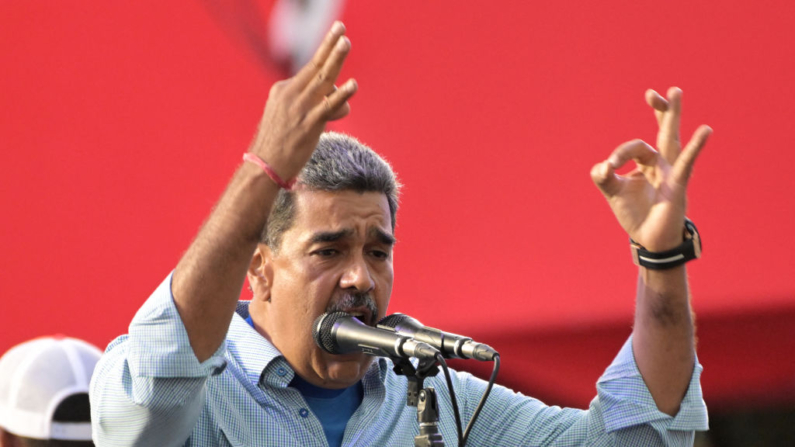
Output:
[630,219,702,270]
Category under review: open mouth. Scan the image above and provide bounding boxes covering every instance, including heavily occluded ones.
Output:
[344,309,372,327]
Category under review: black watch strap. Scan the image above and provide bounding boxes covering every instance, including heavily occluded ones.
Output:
[630,219,702,270]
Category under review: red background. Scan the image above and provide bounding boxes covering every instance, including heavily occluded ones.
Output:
[2,1,794,410]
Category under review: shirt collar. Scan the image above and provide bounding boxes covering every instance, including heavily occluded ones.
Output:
[226,301,286,387]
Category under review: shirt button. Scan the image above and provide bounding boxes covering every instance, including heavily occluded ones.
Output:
[299,408,309,418]
[276,367,287,377]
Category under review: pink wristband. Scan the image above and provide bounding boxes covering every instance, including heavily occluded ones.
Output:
[242,153,297,190]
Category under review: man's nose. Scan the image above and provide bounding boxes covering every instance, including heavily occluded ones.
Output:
[340,253,375,292]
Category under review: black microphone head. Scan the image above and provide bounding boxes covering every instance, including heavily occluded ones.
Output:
[377,313,423,333]
[313,311,352,354]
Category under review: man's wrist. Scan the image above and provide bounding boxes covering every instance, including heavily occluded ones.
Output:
[243,153,297,190]
[630,219,702,270]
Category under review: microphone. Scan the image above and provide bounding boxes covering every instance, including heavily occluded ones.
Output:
[313,312,440,360]
[377,313,499,361]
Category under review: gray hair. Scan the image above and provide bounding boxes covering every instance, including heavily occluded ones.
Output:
[262,132,401,249]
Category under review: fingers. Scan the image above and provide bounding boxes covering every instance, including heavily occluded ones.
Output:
[308,35,351,99]
[293,21,346,88]
[672,125,712,186]
[591,160,622,197]
[608,139,659,169]
[593,139,658,198]
[308,78,358,123]
[646,89,668,126]
[291,22,352,118]
[657,87,682,165]
[286,21,356,126]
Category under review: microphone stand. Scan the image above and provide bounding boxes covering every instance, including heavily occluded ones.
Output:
[390,356,446,447]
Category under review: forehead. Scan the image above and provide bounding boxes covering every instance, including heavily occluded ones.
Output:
[286,190,392,242]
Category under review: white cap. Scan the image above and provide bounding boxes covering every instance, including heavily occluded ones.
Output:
[0,336,102,441]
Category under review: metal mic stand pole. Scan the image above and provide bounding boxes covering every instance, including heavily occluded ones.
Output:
[390,356,446,447]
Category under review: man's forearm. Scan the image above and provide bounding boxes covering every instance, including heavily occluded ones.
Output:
[173,163,280,362]
[632,264,696,416]
[165,22,354,363]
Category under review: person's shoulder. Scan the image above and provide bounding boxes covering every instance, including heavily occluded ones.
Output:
[91,334,130,381]
[105,334,129,352]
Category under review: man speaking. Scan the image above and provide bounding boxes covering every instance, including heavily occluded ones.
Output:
[90,22,711,446]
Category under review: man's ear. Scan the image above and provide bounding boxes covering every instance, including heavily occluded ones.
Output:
[247,244,274,302]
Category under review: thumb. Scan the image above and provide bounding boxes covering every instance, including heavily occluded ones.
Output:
[590,160,623,198]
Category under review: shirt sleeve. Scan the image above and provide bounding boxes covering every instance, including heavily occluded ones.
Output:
[89,272,228,447]
[597,336,708,444]
[457,336,707,446]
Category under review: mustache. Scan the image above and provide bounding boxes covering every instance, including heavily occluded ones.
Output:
[325,291,378,323]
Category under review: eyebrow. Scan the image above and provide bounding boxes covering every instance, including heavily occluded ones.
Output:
[310,229,354,244]
[370,227,396,246]
[308,228,396,246]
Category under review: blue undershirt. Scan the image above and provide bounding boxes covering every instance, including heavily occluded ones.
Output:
[245,316,363,447]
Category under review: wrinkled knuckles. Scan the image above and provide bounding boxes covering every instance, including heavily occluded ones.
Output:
[269,80,290,100]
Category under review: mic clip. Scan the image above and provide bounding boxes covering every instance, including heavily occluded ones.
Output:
[390,355,440,407]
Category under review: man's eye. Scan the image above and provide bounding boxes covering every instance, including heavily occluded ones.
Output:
[371,250,390,259]
[314,249,339,257]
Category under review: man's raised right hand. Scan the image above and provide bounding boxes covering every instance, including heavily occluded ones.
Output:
[248,21,357,183]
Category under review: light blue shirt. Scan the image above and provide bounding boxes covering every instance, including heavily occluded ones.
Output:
[90,273,708,446]
[246,315,364,447]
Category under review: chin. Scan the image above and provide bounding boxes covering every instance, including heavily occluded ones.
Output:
[323,353,374,388]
